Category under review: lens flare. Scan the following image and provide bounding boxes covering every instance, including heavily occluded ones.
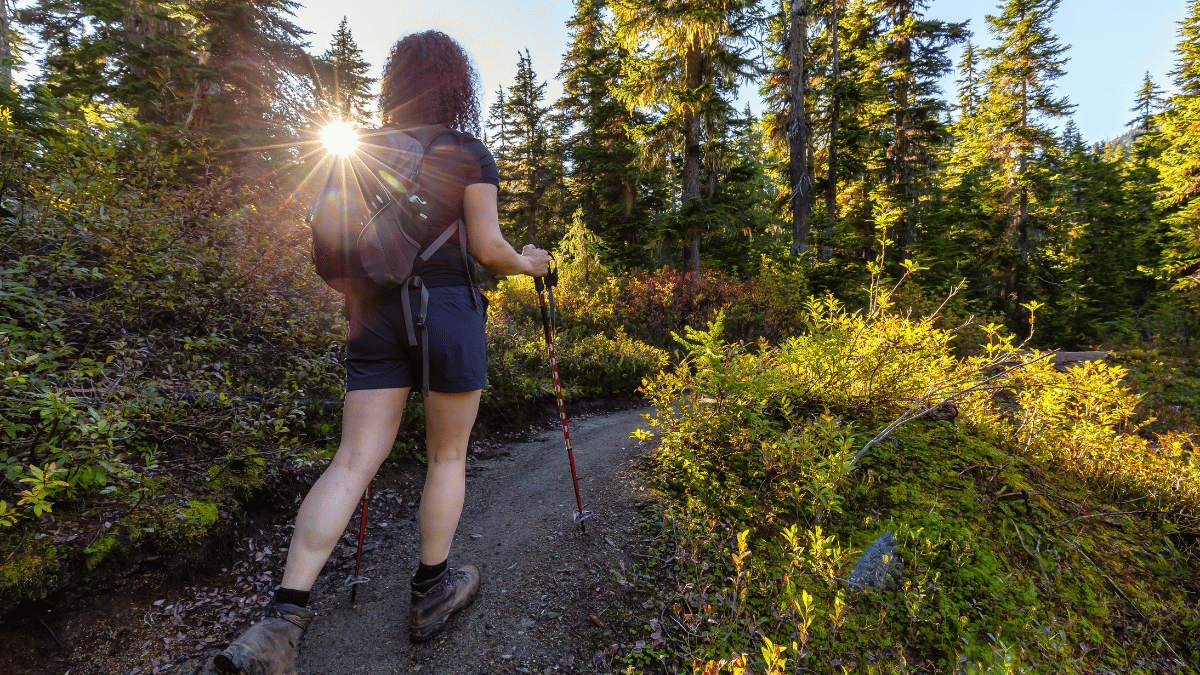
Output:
[320,121,359,156]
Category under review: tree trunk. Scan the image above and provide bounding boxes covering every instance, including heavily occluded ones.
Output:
[681,36,703,277]
[788,0,812,256]
[825,0,840,222]
[0,0,12,91]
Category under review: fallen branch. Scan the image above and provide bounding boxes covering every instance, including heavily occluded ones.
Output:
[850,352,1056,470]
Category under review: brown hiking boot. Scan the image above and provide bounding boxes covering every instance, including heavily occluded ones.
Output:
[410,564,480,642]
[213,602,314,675]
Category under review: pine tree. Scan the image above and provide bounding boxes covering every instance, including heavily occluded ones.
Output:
[192,0,310,166]
[488,50,558,245]
[317,17,375,127]
[1128,71,1164,135]
[1151,0,1200,311]
[872,0,966,260]
[0,0,14,90]
[978,0,1073,317]
[611,0,762,275]
[556,0,650,268]
[761,0,816,256]
[21,0,200,123]
[953,40,981,120]
[823,0,842,221]
[807,0,884,272]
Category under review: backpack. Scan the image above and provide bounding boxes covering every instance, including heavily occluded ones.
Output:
[307,126,473,294]
[307,126,478,396]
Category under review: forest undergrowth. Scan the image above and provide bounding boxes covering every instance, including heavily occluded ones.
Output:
[619,287,1200,674]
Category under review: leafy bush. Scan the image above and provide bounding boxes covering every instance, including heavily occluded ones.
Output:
[483,283,667,419]
[0,105,344,606]
[635,296,1200,673]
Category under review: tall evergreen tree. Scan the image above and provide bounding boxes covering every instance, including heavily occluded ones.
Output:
[317,17,374,126]
[1128,71,1165,135]
[1151,0,1200,310]
[824,0,842,221]
[21,0,200,123]
[0,0,14,90]
[872,0,966,260]
[762,0,815,255]
[953,40,981,120]
[978,0,1073,316]
[611,0,762,275]
[556,0,651,268]
[192,0,310,166]
[488,50,559,245]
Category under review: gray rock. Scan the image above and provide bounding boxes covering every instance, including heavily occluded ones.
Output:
[846,531,903,591]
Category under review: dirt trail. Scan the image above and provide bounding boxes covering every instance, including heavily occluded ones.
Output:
[284,407,654,675]
[1,406,658,675]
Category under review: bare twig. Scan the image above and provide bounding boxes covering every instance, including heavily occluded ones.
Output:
[1009,517,1047,578]
[1053,509,1200,529]
[2,529,27,566]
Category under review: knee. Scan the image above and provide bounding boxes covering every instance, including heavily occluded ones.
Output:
[426,450,467,467]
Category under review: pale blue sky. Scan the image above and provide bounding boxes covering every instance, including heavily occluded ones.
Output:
[291,0,1189,142]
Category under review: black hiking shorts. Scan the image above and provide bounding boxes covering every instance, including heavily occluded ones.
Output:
[345,285,489,393]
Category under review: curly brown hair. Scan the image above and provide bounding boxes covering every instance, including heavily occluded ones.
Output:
[380,31,481,136]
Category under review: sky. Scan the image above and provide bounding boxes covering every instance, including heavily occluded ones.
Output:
[292,0,1189,143]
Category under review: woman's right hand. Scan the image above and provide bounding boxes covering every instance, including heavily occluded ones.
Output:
[522,244,550,277]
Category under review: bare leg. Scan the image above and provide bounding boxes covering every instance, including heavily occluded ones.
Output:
[280,387,411,591]
[418,390,482,565]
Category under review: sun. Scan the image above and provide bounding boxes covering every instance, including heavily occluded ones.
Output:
[319,121,359,156]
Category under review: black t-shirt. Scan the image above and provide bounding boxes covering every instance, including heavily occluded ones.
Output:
[405,125,499,287]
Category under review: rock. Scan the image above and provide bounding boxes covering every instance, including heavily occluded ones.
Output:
[846,531,903,591]
[927,401,959,422]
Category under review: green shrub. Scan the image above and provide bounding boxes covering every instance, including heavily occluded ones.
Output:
[637,296,1200,674]
[0,104,344,604]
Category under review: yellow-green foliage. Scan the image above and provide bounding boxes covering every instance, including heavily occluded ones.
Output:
[483,272,667,411]
[636,300,1200,674]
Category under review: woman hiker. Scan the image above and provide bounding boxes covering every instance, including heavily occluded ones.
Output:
[214,30,550,675]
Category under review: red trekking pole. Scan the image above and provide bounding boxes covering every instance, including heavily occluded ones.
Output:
[347,481,371,602]
[534,265,592,533]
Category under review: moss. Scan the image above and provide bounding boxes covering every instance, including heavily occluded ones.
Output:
[0,541,63,609]
[185,500,219,530]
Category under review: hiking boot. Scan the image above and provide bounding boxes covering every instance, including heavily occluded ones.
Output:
[410,564,480,642]
[213,602,314,675]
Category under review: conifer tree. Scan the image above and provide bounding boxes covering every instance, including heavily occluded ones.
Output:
[488,50,559,245]
[872,0,966,259]
[1151,0,1200,310]
[978,0,1073,315]
[0,0,14,90]
[807,0,884,270]
[557,0,650,267]
[953,40,981,120]
[317,17,375,127]
[191,0,310,165]
[21,0,200,123]
[762,0,815,255]
[823,0,841,221]
[611,0,762,275]
[1128,71,1164,135]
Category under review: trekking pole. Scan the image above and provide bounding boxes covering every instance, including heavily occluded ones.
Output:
[534,263,593,533]
[347,481,371,602]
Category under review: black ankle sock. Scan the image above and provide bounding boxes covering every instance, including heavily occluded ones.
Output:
[274,587,310,608]
[412,560,447,590]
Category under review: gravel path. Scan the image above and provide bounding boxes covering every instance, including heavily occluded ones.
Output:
[221,406,655,675]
